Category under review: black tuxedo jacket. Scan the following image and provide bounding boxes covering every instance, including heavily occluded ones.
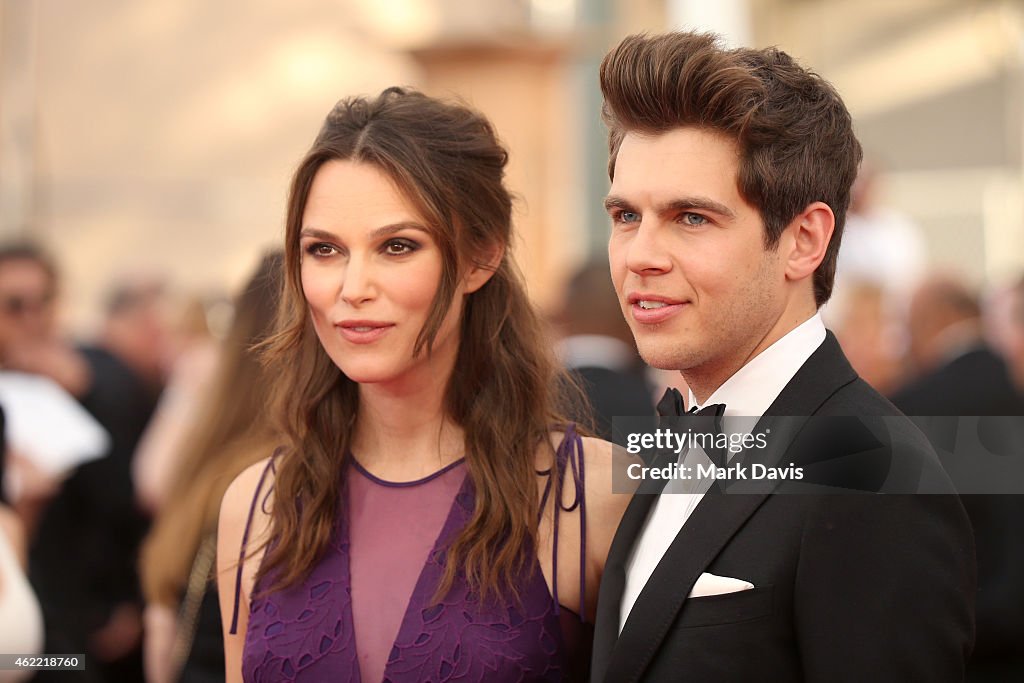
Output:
[591,332,976,682]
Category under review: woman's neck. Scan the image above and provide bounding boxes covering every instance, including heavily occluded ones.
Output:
[351,371,465,481]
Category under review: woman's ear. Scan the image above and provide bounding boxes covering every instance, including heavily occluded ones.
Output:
[464,244,504,294]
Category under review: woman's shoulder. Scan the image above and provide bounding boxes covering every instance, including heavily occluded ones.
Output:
[541,430,637,500]
[219,455,278,536]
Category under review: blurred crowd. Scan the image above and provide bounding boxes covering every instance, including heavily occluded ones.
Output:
[0,244,280,683]
[0,167,1023,682]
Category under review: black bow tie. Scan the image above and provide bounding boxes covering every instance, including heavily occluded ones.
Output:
[656,387,728,469]
[656,387,726,420]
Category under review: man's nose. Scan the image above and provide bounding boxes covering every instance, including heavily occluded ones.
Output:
[624,222,671,275]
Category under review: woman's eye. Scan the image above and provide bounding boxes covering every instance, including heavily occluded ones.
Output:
[306,243,336,258]
[384,239,417,255]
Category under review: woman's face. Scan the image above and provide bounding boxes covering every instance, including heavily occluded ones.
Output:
[300,160,476,391]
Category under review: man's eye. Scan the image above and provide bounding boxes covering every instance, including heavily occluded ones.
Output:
[615,211,640,224]
[681,213,707,226]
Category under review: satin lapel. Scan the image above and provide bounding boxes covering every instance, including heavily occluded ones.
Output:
[591,475,665,681]
[763,331,857,418]
[602,484,773,683]
[601,331,859,683]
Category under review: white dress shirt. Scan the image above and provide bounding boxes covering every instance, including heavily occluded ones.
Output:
[619,313,827,631]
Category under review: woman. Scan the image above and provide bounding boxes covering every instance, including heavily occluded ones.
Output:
[142,252,282,683]
[217,88,631,682]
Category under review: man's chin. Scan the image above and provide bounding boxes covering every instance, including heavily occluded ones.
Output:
[635,345,700,372]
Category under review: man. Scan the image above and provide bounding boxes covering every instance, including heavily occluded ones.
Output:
[592,33,975,682]
[890,275,1024,681]
[893,274,1024,416]
[0,244,90,396]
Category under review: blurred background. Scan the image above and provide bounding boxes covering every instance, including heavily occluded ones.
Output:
[2,1,1024,681]
[2,0,1023,327]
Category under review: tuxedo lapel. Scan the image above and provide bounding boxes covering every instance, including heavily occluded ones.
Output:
[597,331,860,683]
[602,486,772,683]
[762,331,857,418]
[592,473,665,677]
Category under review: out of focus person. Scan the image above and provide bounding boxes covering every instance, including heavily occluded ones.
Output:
[0,244,110,532]
[134,294,221,514]
[0,244,90,397]
[555,260,653,442]
[892,274,1024,414]
[981,280,1021,365]
[0,503,43,683]
[890,274,1024,682]
[140,252,281,683]
[831,280,903,394]
[826,160,927,365]
[831,160,927,312]
[1000,275,1024,393]
[99,276,172,393]
[11,254,166,683]
[0,405,44,683]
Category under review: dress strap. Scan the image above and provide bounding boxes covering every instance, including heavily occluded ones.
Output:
[542,424,587,623]
[228,451,279,635]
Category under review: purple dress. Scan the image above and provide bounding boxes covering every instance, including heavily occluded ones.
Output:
[230,427,588,682]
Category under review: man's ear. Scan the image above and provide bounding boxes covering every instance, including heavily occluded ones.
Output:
[464,244,504,294]
[784,201,834,283]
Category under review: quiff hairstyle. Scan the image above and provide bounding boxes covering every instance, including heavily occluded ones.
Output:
[600,32,863,306]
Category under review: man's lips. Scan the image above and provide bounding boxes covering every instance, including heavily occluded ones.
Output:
[627,294,689,325]
[335,320,395,344]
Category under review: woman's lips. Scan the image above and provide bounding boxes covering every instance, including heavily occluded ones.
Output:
[335,322,395,344]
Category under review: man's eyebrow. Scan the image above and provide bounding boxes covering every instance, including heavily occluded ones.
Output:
[603,196,635,213]
[662,197,736,220]
[603,195,736,220]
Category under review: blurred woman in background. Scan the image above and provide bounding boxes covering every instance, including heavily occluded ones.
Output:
[142,252,282,683]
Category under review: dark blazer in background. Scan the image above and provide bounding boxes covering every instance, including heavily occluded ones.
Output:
[569,364,653,445]
[592,333,976,682]
[891,344,1024,682]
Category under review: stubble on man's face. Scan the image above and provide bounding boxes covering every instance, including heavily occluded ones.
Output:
[606,128,788,388]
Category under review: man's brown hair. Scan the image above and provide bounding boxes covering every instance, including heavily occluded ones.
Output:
[600,32,862,306]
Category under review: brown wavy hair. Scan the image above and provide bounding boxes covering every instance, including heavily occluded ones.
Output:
[142,251,283,607]
[258,87,579,601]
[600,32,863,306]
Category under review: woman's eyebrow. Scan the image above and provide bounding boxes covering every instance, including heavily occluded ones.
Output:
[299,224,430,240]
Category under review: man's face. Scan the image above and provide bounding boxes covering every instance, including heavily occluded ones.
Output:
[0,258,57,356]
[606,127,788,381]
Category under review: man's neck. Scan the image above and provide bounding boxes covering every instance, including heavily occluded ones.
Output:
[684,306,818,405]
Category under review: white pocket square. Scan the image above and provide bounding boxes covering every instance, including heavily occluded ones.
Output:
[687,572,755,598]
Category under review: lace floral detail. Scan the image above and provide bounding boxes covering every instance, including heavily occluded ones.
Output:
[243,530,360,682]
[241,429,585,683]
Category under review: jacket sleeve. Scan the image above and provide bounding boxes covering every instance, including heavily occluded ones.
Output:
[794,493,975,682]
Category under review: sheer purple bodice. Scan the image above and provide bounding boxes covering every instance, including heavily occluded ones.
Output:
[234,427,587,682]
